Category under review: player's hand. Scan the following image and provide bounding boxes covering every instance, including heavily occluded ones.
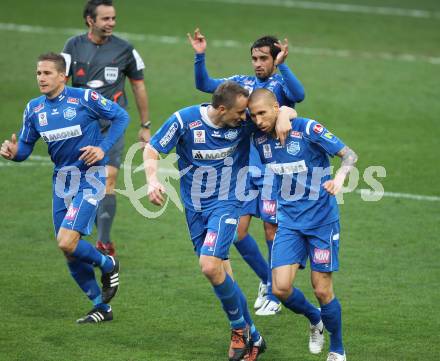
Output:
[0,133,18,160]
[275,106,294,146]
[187,28,207,54]
[138,128,151,149]
[79,146,105,166]
[274,38,289,66]
[323,179,343,195]
[147,179,166,206]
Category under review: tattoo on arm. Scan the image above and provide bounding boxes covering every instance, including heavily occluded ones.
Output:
[336,146,358,177]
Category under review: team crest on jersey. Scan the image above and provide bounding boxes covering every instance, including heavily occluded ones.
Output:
[189,120,202,129]
[38,112,48,126]
[193,130,206,143]
[224,129,238,141]
[286,141,300,156]
[290,131,302,139]
[90,91,99,101]
[104,67,118,84]
[67,97,79,105]
[256,135,267,145]
[63,107,77,121]
[33,103,44,113]
[263,144,272,159]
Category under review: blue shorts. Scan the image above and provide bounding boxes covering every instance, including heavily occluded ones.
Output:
[185,205,240,260]
[272,221,340,272]
[52,170,105,236]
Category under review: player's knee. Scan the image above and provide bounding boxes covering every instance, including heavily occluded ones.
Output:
[313,286,333,304]
[200,261,222,282]
[57,234,76,254]
[272,282,291,301]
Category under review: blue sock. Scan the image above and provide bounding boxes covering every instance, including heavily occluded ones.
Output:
[283,287,321,325]
[234,234,268,284]
[67,259,102,303]
[265,240,279,303]
[321,298,344,355]
[71,239,113,273]
[213,274,246,330]
[235,283,261,341]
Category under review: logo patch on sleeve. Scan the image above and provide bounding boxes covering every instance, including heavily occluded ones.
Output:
[313,124,324,134]
[90,91,99,101]
[313,248,330,264]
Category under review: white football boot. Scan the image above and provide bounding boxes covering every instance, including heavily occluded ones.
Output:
[253,282,267,309]
[309,320,325,354]
[327,352,346,361]
[255,299,281,316]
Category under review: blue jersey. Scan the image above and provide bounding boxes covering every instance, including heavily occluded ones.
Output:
[252,118,345,229]
[150,104,255,212]
[16,86,129,173]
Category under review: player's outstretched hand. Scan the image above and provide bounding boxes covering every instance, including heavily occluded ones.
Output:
[79,146,104,166]
[147,179,166,206]
[187,28,207,54]
[0,133,18,160]
[276,106,296,145]
[274,38,289,66]
[323,179,343,195]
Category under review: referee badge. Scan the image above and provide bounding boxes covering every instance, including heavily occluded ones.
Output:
[104,67,118,84]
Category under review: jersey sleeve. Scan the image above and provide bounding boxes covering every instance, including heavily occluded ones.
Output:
[125,47,145,80]
[81,89,130,153]
[150,112,186,154]
[303,119,345,156]
[194,53,225,93]
[278,63,305,103]
[14,104,40,161]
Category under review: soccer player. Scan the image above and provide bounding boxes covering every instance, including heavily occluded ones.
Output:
[248,88,358,361]
[144,81,295,361]
[0,53,128,323]
[61,0,150,256]
[188,28,305,315]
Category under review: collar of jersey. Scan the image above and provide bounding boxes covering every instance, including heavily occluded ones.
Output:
[200,104,222,129]
[45,87,68,104]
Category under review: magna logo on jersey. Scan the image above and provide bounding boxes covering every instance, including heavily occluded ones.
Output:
[63,107,77,121]
[313,248,330,264]
[159,122,178,147]
[38,112,48,126]
[192,145,237,160]
[189,120,202,129]
[193,130,206,143]
[40,125,82,143]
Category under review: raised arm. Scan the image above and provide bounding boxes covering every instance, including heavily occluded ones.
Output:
[274,39,305,103]
[275,106,297,145]
[187,28,224,93]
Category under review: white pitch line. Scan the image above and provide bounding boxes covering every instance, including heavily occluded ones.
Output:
[1,157,439,202]
[193,0,440,19]
[0,22,439,65]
